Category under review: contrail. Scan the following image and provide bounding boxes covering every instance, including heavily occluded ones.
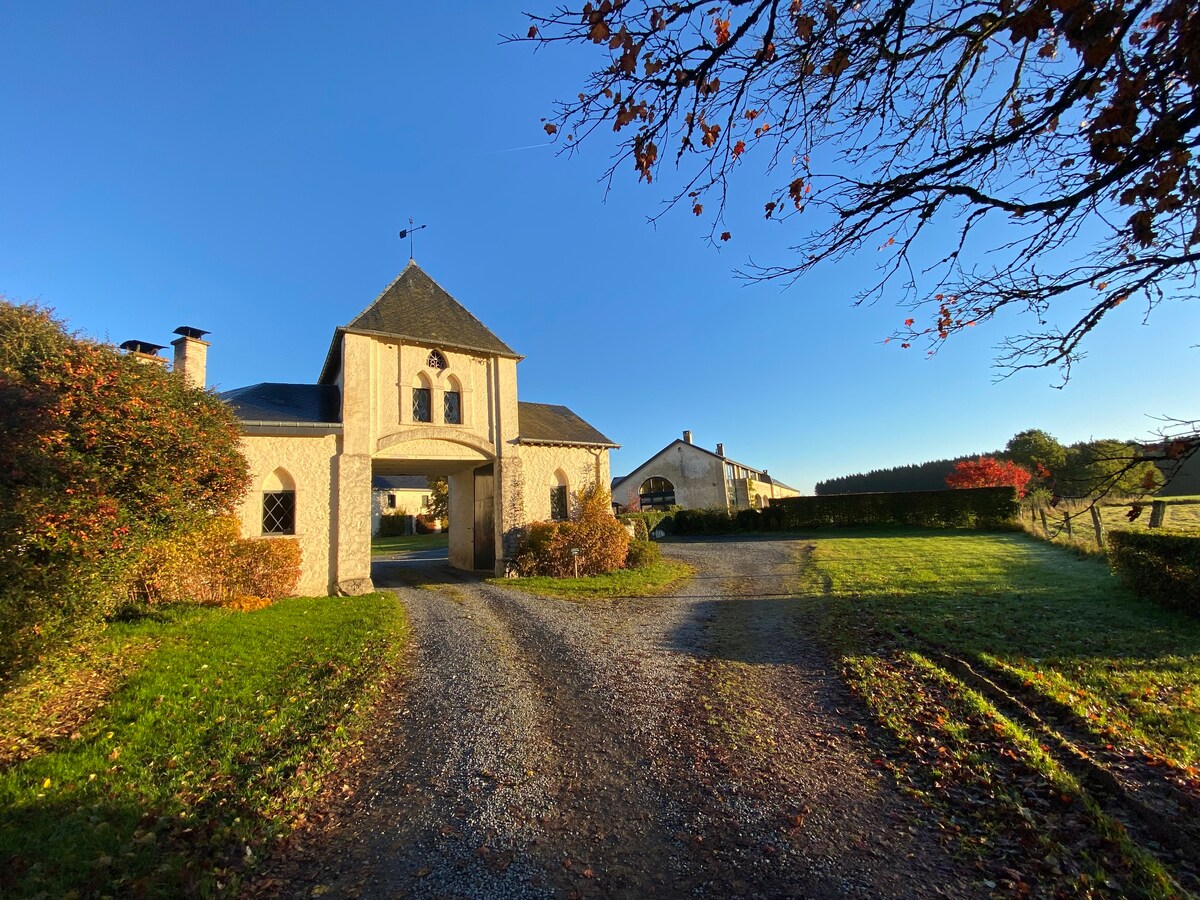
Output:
[462,142,554,158]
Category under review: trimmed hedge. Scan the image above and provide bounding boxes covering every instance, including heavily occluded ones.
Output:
[1108,531,1200,615]
[765,486,1020,530]
[671,487,1020,535]
[377,512,413,537]
[619,509,678,539]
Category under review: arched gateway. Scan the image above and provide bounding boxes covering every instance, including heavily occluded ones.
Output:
[219,262,618,594]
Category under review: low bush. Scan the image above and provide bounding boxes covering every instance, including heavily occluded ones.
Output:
[626,539,663,569]
[127,516,301,607]
[1108,530,1200,615]
[377,512,413,537]
[674,507,737,535]
[620,508,678,538]
[414,514,446,534]
[513,482,630,577]
[619,515,650,542]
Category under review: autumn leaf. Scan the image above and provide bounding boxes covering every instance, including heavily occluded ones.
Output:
[693,203,704,215]
[714,17,731,45]
[720,231,731,241]
[904,318,915,326]
[544,123,558,136]
[732,140,746,157]
[527,25,538,39]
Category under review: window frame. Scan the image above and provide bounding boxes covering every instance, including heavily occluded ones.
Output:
[412,386,432,422]
[262,490,296,536]
[549,484,569,521]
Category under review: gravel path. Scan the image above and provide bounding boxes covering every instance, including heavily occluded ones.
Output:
[247,536,981,899]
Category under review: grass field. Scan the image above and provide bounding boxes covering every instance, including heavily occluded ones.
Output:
[371,533,449,555]
[801,527,1200,897]
[492,560,694,600]
[0,595,408,898]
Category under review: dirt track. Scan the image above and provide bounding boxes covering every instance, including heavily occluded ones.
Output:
[247,537,980,899]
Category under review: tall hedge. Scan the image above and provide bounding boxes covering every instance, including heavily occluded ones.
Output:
[1107,531,1200,615]
[670,487,1020,535]
[766,486,1020,529]
[0,301,249,671]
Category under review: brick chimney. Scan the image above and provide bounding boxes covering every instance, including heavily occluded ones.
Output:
[171,326,210,389]
[683,429,693,444]
[716,442,725,457]
[119,340,168,367]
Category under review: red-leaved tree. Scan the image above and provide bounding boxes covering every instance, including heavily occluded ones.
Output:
[945,457,1033,497]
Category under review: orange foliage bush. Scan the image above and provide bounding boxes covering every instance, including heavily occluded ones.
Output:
[513,482,629,577]
[128,516,301,607]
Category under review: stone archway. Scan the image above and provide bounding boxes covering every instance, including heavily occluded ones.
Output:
[372,429,501,573]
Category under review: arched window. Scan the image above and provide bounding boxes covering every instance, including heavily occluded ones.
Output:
[639,476,675,510]
[443,374,462,425]
[262,468,296,535]
[426,349,446,370]
[550,469,569,521]
[412,372,432,423]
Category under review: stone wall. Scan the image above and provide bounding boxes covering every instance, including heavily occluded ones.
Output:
[518,444,613,522]
[236,431,340,596]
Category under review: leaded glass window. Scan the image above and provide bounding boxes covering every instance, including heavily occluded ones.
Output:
[427,350,446,370]
[444,390,462,424]
[262,491,295,535]
[413,387,431,422]
[639,477,676,510]
[550,485,568,521]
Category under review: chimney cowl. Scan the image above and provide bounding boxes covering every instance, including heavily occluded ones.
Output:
[716,442,726,457]
[683,429,693,444]
[171,326,210,389]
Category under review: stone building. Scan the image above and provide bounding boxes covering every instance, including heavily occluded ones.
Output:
[170,262,616,595]
[611,431,800,512]
[370,474,435,535]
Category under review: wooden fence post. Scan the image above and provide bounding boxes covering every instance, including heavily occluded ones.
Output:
[1090,505,1104,546]
[1149,501,1167,529]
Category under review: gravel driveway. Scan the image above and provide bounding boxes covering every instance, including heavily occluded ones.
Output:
[248,536,980,899]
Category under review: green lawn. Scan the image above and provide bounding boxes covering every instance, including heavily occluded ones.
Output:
[491,560,694,600]
[800,527,1200,896]
[371,532,449,555]
[0,595,408,898]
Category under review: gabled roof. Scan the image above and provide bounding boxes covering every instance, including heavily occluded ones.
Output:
[319,261,520,383]
[222,383,341,425]
[612,439,799,493]
[518,402,618,448]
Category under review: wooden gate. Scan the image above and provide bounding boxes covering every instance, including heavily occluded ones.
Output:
[473,464,495,571]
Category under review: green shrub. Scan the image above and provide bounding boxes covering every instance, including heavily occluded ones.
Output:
[619,514,650,542]
[768,486,1020,530]
[377,512,412,537]
[620,508,678,538]
[513,482,630,577]
[626,539,663,569]
[674,507,736,534]
[1108,530,1200,615]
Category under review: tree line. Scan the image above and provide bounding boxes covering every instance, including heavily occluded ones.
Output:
[816,430,1166,498]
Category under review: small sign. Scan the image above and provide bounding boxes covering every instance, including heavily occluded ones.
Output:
[570,548,581,556]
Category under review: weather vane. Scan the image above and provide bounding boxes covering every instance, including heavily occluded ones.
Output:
[398,217,427,260]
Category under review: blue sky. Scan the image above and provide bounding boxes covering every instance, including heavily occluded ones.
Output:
[2,2,1196,492]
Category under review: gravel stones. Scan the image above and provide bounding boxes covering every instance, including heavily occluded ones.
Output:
[247,537,981,899]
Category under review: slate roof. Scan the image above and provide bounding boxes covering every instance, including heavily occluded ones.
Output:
[320,262,519,382]
[222,383,341,425]
[518,402,618,448]
[372,475,429,491]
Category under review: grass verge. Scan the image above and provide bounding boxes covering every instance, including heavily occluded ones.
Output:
[0,594,408,898]
[371,533,448,555]
[801,527,1199,896]
[489,560,694,600]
